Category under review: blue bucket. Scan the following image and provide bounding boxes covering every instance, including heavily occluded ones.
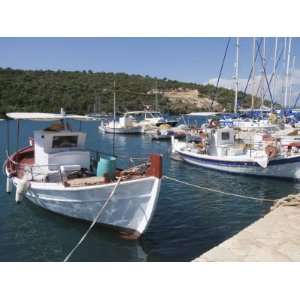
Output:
[96,156,116,179]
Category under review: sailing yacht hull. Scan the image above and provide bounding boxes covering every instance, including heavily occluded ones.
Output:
[11,176,161,236]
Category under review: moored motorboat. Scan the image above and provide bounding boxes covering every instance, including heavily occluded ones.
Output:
[99,114,144,134]
[125,110,178,128]
[5,112,162,238]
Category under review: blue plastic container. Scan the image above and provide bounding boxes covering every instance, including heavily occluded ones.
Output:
[96,156,116,179]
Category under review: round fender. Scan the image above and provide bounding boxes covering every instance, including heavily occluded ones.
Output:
[265,145,278,158]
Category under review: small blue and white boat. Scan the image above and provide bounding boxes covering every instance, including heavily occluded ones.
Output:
[172,126,300,180]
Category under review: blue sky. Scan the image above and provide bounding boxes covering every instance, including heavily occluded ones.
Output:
[1,37,300,104]
[1,37,296,82]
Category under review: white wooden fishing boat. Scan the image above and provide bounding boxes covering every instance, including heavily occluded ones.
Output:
[172,126,300,180]
[4,112,162,238]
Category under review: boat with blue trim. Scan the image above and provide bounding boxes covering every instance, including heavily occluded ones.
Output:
[172,126,300,180]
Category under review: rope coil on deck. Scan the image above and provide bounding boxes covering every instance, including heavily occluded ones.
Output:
[63,177,122,262]
[163,175,275,203]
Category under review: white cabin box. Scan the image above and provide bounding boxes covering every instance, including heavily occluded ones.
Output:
[214,127,234,146]
[119,116,133,127]
[33,130,90,172]
[209,127,235,156]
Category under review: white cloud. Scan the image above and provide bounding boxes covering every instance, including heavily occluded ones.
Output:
[208,69,300,107]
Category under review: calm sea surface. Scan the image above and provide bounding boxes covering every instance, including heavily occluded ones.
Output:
[1,118,300,261]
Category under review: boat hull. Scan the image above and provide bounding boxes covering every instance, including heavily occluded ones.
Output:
[156,121,178,127]
[99,126,144,134]
[12,176,161,236]
[175,149,300,180]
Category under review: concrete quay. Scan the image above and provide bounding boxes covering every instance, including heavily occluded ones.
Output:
[194,196,300,262]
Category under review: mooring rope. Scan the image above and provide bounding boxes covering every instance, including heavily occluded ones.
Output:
[163,175,275,203]
[63,177,122,262]
[271,194,300,210]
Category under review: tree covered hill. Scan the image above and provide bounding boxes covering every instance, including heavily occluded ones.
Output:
[0,67,273,117]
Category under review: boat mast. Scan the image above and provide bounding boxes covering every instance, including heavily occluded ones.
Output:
[261,37,266,108]
[234,37,239,113]
[284,37,292,108]
[97,95,101,114]
[251,37,256,110]
[272,37,278,108]
[113,80,116,156]
[281,38,287,101]
[155,80,159,111]
[289,55,296,108]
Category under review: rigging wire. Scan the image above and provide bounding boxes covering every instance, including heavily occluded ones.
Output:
[209,37,231,111]
[243,38,263,95]
[256,40,274,105]
[261,44,285,101]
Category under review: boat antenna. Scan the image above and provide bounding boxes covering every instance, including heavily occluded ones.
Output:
[209,37,231,111]
[112,80,116,156]
[234,37,240,113]
[284,38,292,108]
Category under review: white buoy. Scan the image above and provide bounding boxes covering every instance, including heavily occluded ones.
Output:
[6,177,13,193]
[15,179,29,203]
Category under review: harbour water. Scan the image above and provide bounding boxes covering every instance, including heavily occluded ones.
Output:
[1,119,300,261]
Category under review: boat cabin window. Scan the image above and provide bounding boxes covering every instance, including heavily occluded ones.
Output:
[52,135,78,148]
[145,113,153,118]
[221,132,230,140]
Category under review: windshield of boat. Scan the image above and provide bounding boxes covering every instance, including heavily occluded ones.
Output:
[150,112,162,118]
[52,135,79,148]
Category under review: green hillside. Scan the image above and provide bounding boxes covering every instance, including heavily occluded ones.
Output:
[0,67,274,117]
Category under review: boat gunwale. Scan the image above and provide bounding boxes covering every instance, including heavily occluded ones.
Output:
[5,146,162,191]
[175,144,300,166]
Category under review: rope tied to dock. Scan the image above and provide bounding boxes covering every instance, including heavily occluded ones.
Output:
[63,177,122,262]
[163,175,275,203]
[271,194,300,210]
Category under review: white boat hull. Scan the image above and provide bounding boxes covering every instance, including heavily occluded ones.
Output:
[99,125,144,134]
[173,144,300,180]
[12,176,161,236]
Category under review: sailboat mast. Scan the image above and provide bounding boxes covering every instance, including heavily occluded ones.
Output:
[113,80,116,121]
[113,80,116,156]
[282,37,287,100]
[284,37,292,108]
[234,37,239,113]
[155,80,159,111]
[251,37,256,110]
[272,37,278,107]
[289,55,296,107]
[261,37,266,108]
